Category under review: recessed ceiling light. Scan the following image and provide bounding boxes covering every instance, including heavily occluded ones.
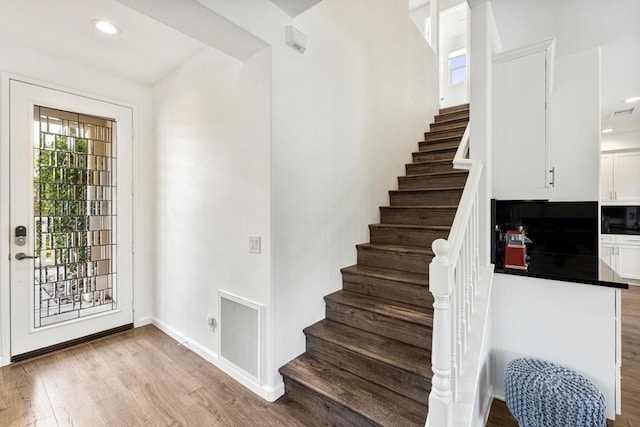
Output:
[624,96,640,103]
[601,128,614,134]
[91,19,120,35]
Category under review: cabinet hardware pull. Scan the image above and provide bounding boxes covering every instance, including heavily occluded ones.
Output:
[548,167,555,187]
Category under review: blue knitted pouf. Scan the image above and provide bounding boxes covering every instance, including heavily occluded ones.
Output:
[504,358,607,427]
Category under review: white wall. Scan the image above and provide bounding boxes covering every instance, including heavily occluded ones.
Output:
[602,130,640,151]
[152,47,272,392]
[548,48,600,201]
[0,46,154,365]
[492,274,618,419]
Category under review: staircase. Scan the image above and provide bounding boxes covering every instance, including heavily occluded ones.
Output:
[279,104,470,426]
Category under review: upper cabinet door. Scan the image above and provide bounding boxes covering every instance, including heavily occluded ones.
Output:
[601,154,614,202]
[613,151,640,202]
[492,38,555,200]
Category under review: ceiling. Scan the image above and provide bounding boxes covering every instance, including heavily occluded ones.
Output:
[115,0,267,61]
[1,0,636,135]
[270,0,322,17]
[0,0,207,85]
[490,0,640,135]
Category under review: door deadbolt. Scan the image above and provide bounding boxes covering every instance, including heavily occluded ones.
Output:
[15,226,27,246]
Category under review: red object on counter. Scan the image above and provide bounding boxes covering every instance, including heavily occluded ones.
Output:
[504,230,528,271]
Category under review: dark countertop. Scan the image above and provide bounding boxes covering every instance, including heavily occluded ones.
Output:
[495,255,629,289]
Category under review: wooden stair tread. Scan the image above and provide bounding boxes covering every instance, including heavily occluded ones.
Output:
[425,128,465,136]
[369,223,451,231]
[422,134,464,143]
[412,145,458,155]
[325,290,432,326]
[433,114,469,124]
[356,242,434,256]
[304,319,432,377]
[390,186,465,194]
[399,170,467,179]
[430,121,467,130]
[341,264,429,286]
[382,205,458,209]
[408,158,454,166]
[439,103,469,115]
[280,354,427,427]
[275,396,329,426]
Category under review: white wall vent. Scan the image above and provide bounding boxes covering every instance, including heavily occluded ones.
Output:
[219,291,262,384]
[610,107,635,118]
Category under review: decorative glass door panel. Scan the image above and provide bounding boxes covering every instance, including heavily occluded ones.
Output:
[9,79,133,359]
[33,106,118,327]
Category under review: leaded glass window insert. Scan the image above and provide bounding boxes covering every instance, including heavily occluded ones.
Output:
[33,106,118,327]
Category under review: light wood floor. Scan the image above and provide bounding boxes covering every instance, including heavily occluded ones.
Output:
[487,284,640,426]
[0,325,312,426]
[2,284,638,426]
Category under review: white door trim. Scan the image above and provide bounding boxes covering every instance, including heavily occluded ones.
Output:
[0,72,138,366]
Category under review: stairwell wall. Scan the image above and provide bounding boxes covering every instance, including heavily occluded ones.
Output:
[152,47,272,393]
[192,0,440,390]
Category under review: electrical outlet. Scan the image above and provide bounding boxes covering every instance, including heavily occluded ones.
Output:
[206,315,216,331]
[249,235,261,254]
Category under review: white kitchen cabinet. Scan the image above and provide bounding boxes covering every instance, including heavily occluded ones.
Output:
[616,235,640,279]
[600,234,640,279]
[601,154,614,202]
[601,151,640,203]
[493,38,555,200]
[600,235,616,269]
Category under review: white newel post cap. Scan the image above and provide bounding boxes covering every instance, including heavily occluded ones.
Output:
[430,239,453,295]
[432,238,450,264]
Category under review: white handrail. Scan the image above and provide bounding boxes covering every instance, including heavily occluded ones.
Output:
[448,125,482,267]
[426,123,487,427]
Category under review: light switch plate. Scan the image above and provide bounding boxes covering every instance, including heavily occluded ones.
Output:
[249,235,261,254]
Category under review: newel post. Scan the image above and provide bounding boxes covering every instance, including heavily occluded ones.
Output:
[426,238,453,427]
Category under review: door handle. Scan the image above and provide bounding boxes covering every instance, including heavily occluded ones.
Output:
[15,252,38,260]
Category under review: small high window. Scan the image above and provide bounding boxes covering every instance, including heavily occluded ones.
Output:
[448,48,467,86]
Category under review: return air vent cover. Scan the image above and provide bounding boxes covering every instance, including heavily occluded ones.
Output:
[610,107,635,118]
[219,291,262,384]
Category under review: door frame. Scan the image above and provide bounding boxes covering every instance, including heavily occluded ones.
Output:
[0,73,137,366]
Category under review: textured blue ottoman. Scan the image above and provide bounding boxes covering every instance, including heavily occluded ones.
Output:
[505,358,607,427]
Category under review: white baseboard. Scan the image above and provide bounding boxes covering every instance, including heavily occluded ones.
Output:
[150,317,284,402]
[481,385,495,426]
[135,315,153,326]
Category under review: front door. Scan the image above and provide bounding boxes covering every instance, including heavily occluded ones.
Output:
[9,80,133,360]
